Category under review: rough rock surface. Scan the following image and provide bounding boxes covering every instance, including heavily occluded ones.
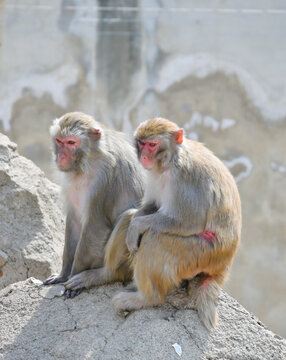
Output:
[0,133,64,289]
[0,278,285,360]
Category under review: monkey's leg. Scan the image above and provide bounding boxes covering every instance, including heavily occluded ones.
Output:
[104,209,136,273]
[112,232,181,312]
[62,221,109,298]
[112,232,231,329]
[65,209,135,294]
[44,210,80,285]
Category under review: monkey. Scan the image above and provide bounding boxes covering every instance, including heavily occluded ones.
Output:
[108,117,241,330]
[43,112,144,298]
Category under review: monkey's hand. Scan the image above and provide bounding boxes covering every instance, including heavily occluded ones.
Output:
[43,274,68,285]
[63,273,86,298]
[126,217,148,253]
[65,273,85,291]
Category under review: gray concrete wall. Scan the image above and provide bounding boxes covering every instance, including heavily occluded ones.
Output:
[1,0,286,337]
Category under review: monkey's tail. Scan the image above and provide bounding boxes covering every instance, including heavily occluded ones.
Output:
[188,274,223,330]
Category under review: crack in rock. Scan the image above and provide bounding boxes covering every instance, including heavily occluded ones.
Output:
[182,324,202,352]
[63,299,78,331]
[100,321,123,358]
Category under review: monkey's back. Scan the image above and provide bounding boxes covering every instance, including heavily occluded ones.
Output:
[99,129,145,224]
[177,139,241,245]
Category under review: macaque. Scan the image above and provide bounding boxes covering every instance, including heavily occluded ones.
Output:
[44,112,144,297]
[109,117,241,330]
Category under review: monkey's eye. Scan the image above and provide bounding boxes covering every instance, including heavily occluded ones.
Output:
[67,140,76,145]
[149,143,157,147]
[138,140,145,146]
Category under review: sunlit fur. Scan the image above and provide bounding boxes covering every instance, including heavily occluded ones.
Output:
[135,117,179,139]
[105,117,241,330]
[44,112,144,294]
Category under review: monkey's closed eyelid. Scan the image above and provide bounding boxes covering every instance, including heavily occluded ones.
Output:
[55,137,63,145]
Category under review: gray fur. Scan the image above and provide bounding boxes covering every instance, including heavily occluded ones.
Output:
[44,113,144,293]
[126,138,240,253]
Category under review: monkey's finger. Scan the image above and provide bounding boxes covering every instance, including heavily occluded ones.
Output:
[63,289,72,298]
[127,245,138,254]
[64,289,82,298]
[43,274,64,285]
[126,239,139,254]
[70,289,82,298]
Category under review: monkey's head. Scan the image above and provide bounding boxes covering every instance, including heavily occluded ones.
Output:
[50,112,103,172]
[134,117,183,171]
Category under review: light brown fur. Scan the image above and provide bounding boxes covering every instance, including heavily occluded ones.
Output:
[109,117,241,330]
[135,117,179,139]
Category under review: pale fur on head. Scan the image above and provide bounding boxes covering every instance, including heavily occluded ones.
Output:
[50,112,104,174]
[50,112,104,139]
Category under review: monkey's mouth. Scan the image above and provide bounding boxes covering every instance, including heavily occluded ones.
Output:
[58,161,75,172]
[57,154,76,171]
[140,156,154,170]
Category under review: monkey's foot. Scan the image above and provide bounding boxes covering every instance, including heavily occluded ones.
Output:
[63,289,82,299]
[43,274,67,285]
[65,268,111,291]
[64,273,86,290]
[64,275,85,299]
[112,290,157,312]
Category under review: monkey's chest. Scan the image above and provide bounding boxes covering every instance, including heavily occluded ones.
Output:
[144,171,171,208]
[67,176,93,219]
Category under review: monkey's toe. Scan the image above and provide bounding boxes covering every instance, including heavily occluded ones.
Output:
[43,274,66,285]
[64,289,82,299]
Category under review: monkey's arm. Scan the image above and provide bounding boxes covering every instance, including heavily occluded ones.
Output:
[44,209,80,285]
[124,202,159,254]
[63,216,111,297]
[126,209,206,253]
[70,217,110,276]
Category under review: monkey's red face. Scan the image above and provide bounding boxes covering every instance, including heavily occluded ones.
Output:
[54,136,81,171]
[137,140,160,170]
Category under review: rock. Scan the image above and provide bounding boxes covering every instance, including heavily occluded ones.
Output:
[0,278,285,360]
[0,133,65,289]
[0,250,8,268]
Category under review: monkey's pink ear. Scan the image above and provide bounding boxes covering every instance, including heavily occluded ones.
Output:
[175,129,183,144]
[90,128,102,140]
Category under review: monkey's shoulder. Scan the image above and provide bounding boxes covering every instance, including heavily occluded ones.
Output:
[103,130,137,156]
[178,140,236,188]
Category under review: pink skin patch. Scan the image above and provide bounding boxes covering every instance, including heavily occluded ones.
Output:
[137,140,160,170]
[201,275,213,289]
[197,231,216,243]
[55,136,81,170]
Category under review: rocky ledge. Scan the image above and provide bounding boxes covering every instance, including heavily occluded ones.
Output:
[0,278,285,360]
